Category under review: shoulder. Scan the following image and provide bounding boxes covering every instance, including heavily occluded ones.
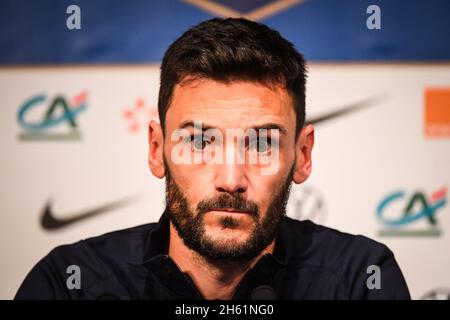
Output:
[283,216,392,264]
[281,217,410,299]
[47,222,156,268]
[15,223,157,299]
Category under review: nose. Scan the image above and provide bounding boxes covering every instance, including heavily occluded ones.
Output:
[214,163,248,194]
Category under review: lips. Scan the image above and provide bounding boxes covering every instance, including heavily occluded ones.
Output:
[210,208,252,214]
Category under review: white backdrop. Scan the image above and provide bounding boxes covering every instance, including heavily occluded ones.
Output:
[1,64,449,299]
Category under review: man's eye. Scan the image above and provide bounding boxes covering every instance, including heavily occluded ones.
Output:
[191,135,204,151]
[191,135,212,151]
[249,138,271,153]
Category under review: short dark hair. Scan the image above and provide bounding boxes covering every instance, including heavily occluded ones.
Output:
[158,17,307,138]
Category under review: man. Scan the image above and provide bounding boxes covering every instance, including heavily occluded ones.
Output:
[16,18,410,300]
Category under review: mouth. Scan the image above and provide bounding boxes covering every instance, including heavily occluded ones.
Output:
[209,208,253,214]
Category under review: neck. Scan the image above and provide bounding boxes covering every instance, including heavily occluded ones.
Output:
[168,223,275,300]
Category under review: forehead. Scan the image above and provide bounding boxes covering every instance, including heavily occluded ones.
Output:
[166,79,296,130]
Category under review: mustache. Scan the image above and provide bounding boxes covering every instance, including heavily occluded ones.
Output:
[196,193,259,216]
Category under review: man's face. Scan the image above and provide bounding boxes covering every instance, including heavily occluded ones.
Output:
[162,79,298,261]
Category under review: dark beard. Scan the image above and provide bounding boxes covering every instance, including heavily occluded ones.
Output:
[164,157,293,262]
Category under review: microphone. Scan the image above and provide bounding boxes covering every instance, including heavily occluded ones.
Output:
[250,285,277,300]
[96,293,120,300]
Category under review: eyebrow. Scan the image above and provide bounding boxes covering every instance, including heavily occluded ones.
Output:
[178,120,287,135]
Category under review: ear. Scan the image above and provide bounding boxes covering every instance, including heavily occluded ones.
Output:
[293,124,314,184]
[148,120,165,179]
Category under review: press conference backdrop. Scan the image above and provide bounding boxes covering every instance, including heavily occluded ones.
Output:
[1,0,450,299]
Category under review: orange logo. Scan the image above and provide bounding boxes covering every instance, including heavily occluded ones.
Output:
[424,88,450,138]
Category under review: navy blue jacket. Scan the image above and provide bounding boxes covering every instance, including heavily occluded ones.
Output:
[15,211,410,299]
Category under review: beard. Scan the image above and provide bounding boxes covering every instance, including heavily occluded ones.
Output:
[164,157,294,262]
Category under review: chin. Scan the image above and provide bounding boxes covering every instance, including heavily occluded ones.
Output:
[204,228,251,245]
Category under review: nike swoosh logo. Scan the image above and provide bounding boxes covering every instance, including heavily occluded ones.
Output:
[40,97,383,230]
[306,96,383,126]
[40,195,139,230]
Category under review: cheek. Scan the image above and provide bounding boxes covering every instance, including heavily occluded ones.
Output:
[167,160,214,205]
[249,161,293,209]
[249,175,283,207]
[255,148,294,180]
